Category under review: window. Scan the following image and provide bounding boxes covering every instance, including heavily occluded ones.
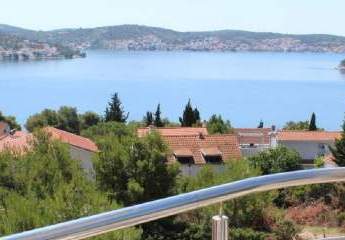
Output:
[204,155,223,164]
[175,156,194,164]
[201,147,223,164]
[173,149,194,164]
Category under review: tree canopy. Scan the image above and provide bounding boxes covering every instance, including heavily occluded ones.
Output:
[0,111,21,130]
[25,107,101,133]
[179,100,200,127]
[154,104,164,127]
[308,112,317,131]
[0,130,140,239]
[206,114,233,134]
[330,118,345,166]
[105,93,129,123]
[283,121,310,131]
[248,146,302,175]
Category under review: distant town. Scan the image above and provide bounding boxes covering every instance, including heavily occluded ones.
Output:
[1,24,345,62]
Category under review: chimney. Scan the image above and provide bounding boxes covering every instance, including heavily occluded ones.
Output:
[271,125,276,132]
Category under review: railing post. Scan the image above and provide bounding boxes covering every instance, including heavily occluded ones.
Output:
[212,215,228,240]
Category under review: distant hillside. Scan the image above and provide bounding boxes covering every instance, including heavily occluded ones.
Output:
[0,25,85,61]
[1,24,345,53]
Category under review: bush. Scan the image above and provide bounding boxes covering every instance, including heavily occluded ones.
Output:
[229,228,267,240]
[273,219,301,240]
[248,146,302,175]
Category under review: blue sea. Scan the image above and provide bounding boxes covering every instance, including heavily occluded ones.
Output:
[0,51,344,130]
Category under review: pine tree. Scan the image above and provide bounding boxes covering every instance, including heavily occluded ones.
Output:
[257,120,264,128]
[144,111,154,126]
[309,112,317,131]
[105,93,129,122]
[194,107,200,123]
[154,104,164,127]
[330,119,345,166]
[179,99,200,127]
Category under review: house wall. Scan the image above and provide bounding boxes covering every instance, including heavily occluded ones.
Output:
[278,141,334,161]
[69,145,95,177]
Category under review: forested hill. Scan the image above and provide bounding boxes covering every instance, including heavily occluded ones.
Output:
[1,24,345,53]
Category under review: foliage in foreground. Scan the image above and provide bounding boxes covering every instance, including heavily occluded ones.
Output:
[0,131,140,239]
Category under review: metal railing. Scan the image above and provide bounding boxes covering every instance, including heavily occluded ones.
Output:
[3,167,345,240]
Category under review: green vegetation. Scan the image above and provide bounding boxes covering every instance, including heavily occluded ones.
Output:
[82,122,179,205]
[257,120,264,128]
[206,114,233,134]
[0,111,21,130]
[26,107,101,134]
[143,104,165,127]
[179,99,200,127]
[283,113,320,131]
[248,146,302,175]
[0,130,140,239]
[283,121,310,130]
[330,118,345,166]
[105,93,129,123]
[309,112,317,131]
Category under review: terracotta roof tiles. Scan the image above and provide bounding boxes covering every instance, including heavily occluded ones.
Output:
[278,131,341,142]
[163,134,241,165]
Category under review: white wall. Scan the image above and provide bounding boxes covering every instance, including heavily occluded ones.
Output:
[69,145,95,178]
[279,141,334,161]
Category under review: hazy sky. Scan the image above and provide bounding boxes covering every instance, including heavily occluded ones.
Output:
[1,0,345,35]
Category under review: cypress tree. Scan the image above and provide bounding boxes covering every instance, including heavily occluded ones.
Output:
[257,120,264,128]
[154,104,164,127]
[105,93,129,122]
[309,112,317,131]
[330,119,345,166]
[144,111,154,126]
[179,99,199,127]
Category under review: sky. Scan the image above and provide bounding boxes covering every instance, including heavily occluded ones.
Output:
[1,0,345,36]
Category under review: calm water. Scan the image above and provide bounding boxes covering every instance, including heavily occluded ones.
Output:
[0,51,345,130]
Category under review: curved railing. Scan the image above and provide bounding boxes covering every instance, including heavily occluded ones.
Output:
[3,167,345,240]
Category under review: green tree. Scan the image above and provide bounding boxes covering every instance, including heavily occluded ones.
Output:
[0,131,140,239]
[0,111,21,130]
[179,99,200,127]
[257,120,264,128]
[283,121,309,130]
[206,114,233,134]
[330,118,345,166]
[105,93,128,123]
[83,122,179,205]
[248,146,302,175]
[25,109,59,132]
[25,107,81,134]
[309,112,317,131]
[143,111,154,126]
[56,106,80,134]
[154,104,164,127]
[80,111,101,130]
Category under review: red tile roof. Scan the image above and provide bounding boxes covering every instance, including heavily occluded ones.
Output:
[138,127,208,137]
[44,127,98,152]
[234,128,272,145]
[277,131,342,142]
[0,131,32,152]
[163,134,241,165]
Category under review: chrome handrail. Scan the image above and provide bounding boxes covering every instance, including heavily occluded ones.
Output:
[3,168,345,240]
